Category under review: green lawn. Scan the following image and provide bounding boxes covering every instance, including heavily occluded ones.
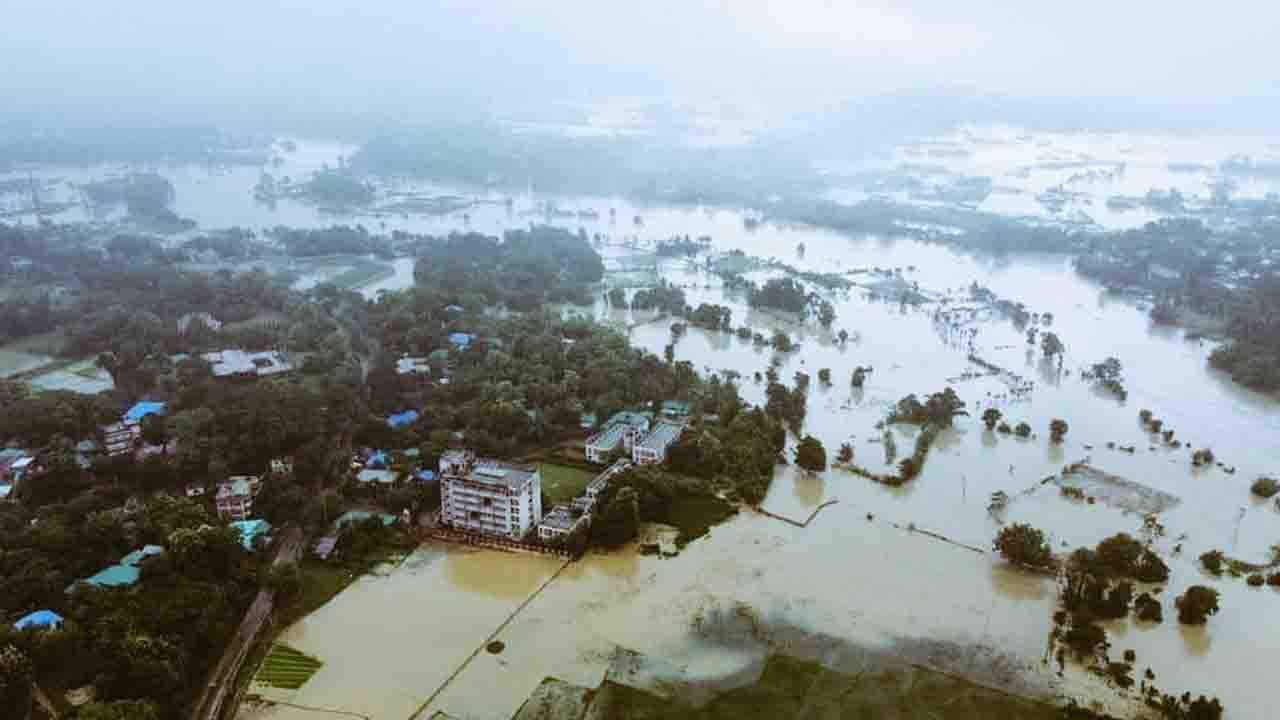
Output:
[539,463,597,505]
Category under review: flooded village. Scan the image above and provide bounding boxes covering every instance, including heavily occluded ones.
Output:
[3,130,1280,720]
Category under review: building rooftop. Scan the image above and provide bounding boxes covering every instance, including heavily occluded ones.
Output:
[217,476,258,500]
[14,610,63,631]
[586,423,628,449]
[386,410,420,429]
[124,401,166,423]
[356,469,396,484]
[661,400,691,417]
[203,349,294,378]
[607,411,652,428]
[230,519,273,550]
[453,460,537,491]
[396,357,431,375]
[539,505,581,531]
[639,422,683,450]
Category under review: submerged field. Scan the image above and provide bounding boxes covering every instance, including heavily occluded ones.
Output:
[513,655,1073,720]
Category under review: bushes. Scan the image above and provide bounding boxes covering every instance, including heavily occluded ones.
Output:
[1199,550,1224,576]
[1134,593,1163,623]
[993,523,1053,569]
[1175,585,1220,625]
[1014,422,1032,438]
[1250,477,1279,499]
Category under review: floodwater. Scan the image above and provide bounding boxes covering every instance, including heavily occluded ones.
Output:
[5,136,1277,718]
[218,141,1280,720]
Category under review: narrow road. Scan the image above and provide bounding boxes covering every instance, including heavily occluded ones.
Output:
[189,527,303,720]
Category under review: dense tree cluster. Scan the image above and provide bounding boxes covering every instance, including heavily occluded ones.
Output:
[411,226,603,311]
[0,496,255,718]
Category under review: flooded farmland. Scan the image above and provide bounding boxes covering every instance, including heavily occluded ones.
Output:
[235,158,1277,719]
[7,135,1279,719]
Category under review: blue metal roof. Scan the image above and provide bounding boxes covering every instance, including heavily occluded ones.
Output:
[14,610,63,630]
[448,332,472,347]
[230,519,273,550]
[414,469,436,482]
[86,564,141,588]
[124,401,166,423]
[367,450,388,468]
[386,410,420,428]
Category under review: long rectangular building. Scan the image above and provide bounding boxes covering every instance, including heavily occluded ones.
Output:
[439,450,543,539]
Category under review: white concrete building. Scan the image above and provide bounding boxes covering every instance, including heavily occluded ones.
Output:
[584,412,650,464]
[632,421,685,465]
[439,450,543,539]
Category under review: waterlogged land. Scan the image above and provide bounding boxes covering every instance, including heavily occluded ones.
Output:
[7,136,1278,718]
[242,219,1280,720]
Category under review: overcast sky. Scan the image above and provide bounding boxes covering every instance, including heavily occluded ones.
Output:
[5,1,1278,128]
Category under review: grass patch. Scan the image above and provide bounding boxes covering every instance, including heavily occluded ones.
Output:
[275,560,358,628]
[254,643,323,690]
[539,463,597,504]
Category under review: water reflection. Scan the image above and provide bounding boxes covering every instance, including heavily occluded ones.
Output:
[1178,624,1212,657]
[988,563,1053,602]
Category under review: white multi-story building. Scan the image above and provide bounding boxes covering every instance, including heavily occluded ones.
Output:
[440,450,543,539]
[632,421,685,465]
[584,412,651,464]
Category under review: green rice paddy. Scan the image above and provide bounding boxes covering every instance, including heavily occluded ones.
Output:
[254,643,324,690]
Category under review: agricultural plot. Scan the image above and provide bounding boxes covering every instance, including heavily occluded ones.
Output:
[253,643,324,691]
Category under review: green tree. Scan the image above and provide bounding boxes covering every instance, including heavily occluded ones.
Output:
[993,523,1053,569]
[1175,585,1220,625]
[1014,421,1032,438]
[1041,331,1065,358]
[0,645,33,720]
[981,408,1002,430]
[1049,419,1069,443]
[76,700,162,720]
[794,436,827,473]
[851,366,867,388]
[817,368,831,385]
[593,487,640,548]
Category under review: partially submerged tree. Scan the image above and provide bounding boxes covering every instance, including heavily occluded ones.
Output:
[1176,585,1221,625]
[982,408,1002,430]
[794,435,827,474]
[1049,419,1069,443]
[993,523,1053,569]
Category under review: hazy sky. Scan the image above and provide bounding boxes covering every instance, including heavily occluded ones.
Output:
[5,1,1278,127]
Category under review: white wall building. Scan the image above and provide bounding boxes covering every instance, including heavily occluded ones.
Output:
[440,450,543,539]
[632,421,685,465]
[584,412,650,464]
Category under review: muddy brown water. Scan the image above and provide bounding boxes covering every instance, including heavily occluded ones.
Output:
[8,136,1275,719]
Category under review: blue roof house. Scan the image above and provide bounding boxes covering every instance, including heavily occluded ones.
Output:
[14,610,63,631]
[230,519,273,551]
[386,410,420,429]
[124,401,167,423]
[448,332,473,348]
